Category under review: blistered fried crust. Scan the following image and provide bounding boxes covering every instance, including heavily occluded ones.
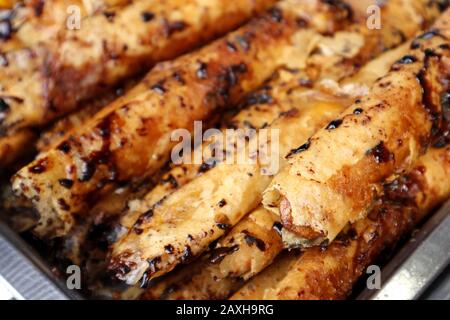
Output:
[238,146,450,300]
[140,207,282,300]
[137,37,417,300]
[12,0,353,238]
[263,14,450,244]
[113,0,436,238]
[0,0,279,131]
[107,0,443,286]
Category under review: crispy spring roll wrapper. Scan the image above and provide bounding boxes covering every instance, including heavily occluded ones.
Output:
[12,0,354,238]
[108,0,442,285]
[0,0,279,131]
[140,207,282,300]
[263,17,450,245]
[138,43,414,300]
[113,0,439,239]
[234,146,450,300]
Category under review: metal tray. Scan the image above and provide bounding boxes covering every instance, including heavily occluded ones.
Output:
[1,200,449,300]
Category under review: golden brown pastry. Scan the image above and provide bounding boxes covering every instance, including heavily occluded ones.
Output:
[109,1,437,284]
[11,0,353,238]
[137,38,415,300]
[0,0,278,131]
[234,146,450,299]
[263,11,450,246]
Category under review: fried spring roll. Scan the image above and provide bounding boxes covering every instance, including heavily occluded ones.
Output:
[262,13,450,246]
[108,0,443,286]
[12,0,353,238]
[114,0,439,240]
[234,146,450,300]
[109,92,352,285]
[138,40,414,300]
[0,0,278,131]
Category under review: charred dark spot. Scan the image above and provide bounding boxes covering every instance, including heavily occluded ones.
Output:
[322,0,353,21]
[335,227,358,246]
[58,179,74,189]
[198,159,217,173]
[57,198,70,211]
[0,98,10,113]
[279,108,299,118]
[172,72,185,85]
[103,11,115,22]
[411,29,445,49]
[353,108,363,115]
[319,239,329,252]
[196,62,208,79]
[223,63,247,87]
[295,17,309,28]
[151,80,166,94]
[140,272,150,288]
[366,142,394,164]
[272,221,283,235]
[432,135,449,148]
[268,7,283,22]
[181,246,193,263]
[29,159,48,174]
[326,119,343,130]
[299,78,314,88]
[209,245,239,264]
[97,117,111,138]
[79,160,96,182]
[161,174,178,188]
[164,245,174,254]
[141,11,155,22]
[218,199,227,207]
[0,19,12,40]
[166,20,187,36]
[383,168,425,205]
[286,139,311,158]
[134,228,143,235]
[209,239,219,250]
[242,230,266,251]
[187,234,194,241]
[32,0,45,16]
[243,91,273,107]
[216,223,230,230]
[57,141,71,154]
[226,40,237,52]
[147,257,161,274]
[396,55,418,65]
[135,208,154,227]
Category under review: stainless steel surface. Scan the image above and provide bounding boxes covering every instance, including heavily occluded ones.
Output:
[0,222,75,300]
[358,199,450,300]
